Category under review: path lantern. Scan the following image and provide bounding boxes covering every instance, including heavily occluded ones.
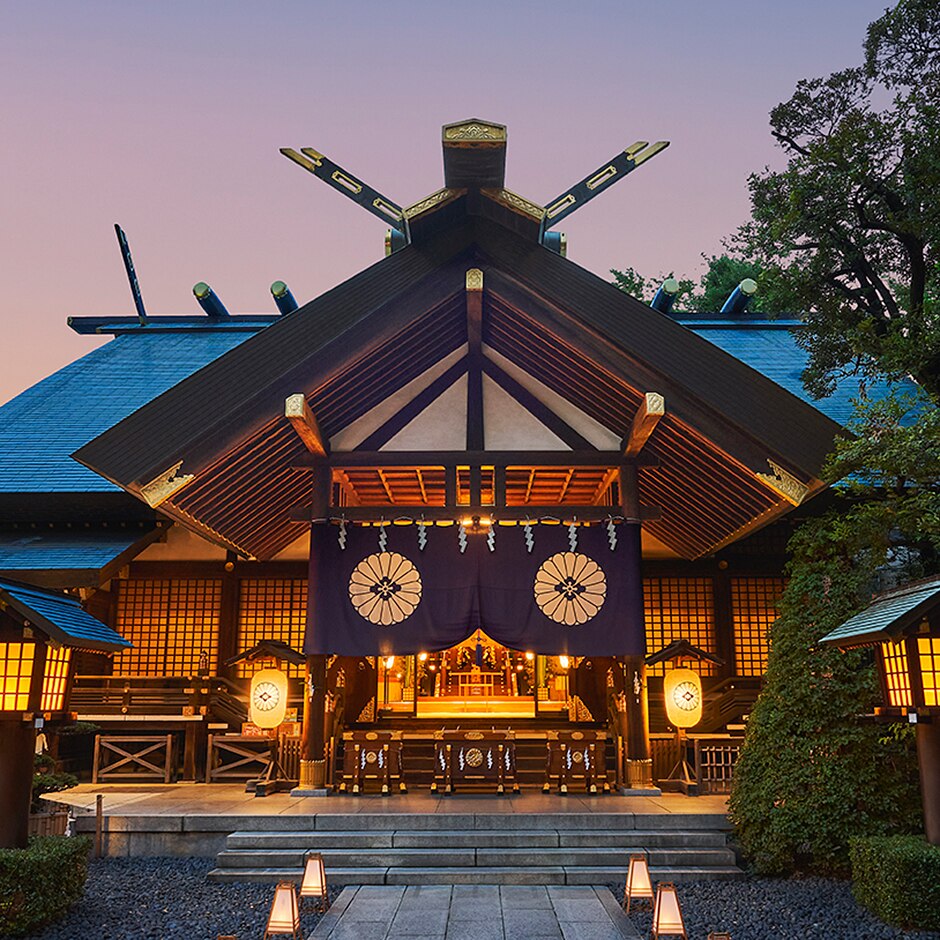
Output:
[0,580,130,848]
[622,853,653,912]
[299,851,328,912]
[263,882,301,939]
[650,882,687,939]
[820,577,940,845]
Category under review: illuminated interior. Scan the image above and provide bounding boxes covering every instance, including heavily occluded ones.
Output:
[881,639,913,708]
[0,641,36,711]
[918,637,940,708]
[40,646,71,712]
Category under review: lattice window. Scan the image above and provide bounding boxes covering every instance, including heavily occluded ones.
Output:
[41,646,71,712]
[0,642,35,711]
[731,577,786,677]
[918,637,940,708]
[236,580,307,678]
[644,578,717,676]
[114,580,222,677]
[881,639,913,708]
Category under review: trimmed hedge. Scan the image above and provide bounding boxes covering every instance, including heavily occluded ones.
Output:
[850,835,940,931]
[0,836,90,937]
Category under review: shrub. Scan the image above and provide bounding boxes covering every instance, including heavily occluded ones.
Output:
[32,753,77,814]
[0,836,90,936]
[850,835,940,931]
[728,559,922,875]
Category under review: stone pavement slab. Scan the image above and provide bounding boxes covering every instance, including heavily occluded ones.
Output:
[310,885,640,939]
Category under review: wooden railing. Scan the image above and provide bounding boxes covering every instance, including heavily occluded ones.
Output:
[92,734,174,783]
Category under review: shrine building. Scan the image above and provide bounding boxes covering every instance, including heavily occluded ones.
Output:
[0,119,905,797]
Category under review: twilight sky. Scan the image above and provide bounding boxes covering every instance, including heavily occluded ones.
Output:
[0,0,889,405]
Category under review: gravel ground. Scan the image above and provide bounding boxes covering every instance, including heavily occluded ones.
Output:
[17,858,340,940]
[608,878,940,940]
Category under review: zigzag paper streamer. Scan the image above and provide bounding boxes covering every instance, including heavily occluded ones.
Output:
[607,517,618,551]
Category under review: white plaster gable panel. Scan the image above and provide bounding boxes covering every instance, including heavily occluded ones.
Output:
[382,375,468,450]
[329,345,467,451]
[482,374,568,450]
[483,346,622,449]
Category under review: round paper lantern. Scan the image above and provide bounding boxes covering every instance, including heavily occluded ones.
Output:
[664,667,703,729]
[249,668,289,729]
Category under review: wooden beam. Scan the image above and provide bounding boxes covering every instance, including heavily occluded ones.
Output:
[305,450,657,468]
[289,503,662,523]
[285,394,328,457]
[622,392,665,458]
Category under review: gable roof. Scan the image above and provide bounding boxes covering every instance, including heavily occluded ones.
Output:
[0,578,131,652]
[0,328,258,495]
[68,214,845,560]
[819,577,940,648]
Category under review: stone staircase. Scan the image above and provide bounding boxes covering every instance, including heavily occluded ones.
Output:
[208,812,742,885]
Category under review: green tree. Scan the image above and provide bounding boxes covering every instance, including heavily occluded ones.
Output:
[733,0,940,399]
[729,392,940,874]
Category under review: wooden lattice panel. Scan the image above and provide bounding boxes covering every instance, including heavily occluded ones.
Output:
[114,580,222,678]
[236,579,307,678]
[644,578,717,676]
[731,577,785,677]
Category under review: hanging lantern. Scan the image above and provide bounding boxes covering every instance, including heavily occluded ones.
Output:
[249,668,289,729]
[299,851,328,912]
[651,882,687,939]
[263,882,301,939]
[663,667,703,729]
[622,853,653,912]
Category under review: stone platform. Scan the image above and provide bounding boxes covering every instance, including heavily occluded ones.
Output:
[46,784,741,886]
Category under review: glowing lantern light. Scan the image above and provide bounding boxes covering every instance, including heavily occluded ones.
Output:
[663,667,703,729]
[263,882,300,939]
[249,668,289,729]
[651,882,687,939]
[622,853,653,912]
[299,851,328,912]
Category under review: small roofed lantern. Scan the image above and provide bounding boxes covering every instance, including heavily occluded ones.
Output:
[651,882,687,939]
[647,640,725,795]
[820,577,940,845]
[263,882,301,939]
[299,851,328,912]
[250,668,289,729]
[0,580,132,848]
[622,853,654,912]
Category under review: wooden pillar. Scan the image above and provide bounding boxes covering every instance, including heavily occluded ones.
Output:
[298,654,328,792]
[619,464,653,788]
[297,460,332,794]
[0,718,34,848]
[917,723,940,846]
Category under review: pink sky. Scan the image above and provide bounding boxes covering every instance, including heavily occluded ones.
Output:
[0,0,889,405]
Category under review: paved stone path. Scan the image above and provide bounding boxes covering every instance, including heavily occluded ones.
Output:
[310,884,640,939]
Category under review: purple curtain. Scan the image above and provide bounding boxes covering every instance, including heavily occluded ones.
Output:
[305,522,644,657]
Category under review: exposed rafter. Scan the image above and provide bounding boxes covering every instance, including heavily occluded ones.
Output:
[285,394,328,457]
[623,392,665,458]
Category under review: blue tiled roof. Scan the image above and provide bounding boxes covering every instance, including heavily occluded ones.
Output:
[0,330,256,493]
[0,578,131,651]
[819,577,940,647]
[0,527,154,572]
[678,319,917,426]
